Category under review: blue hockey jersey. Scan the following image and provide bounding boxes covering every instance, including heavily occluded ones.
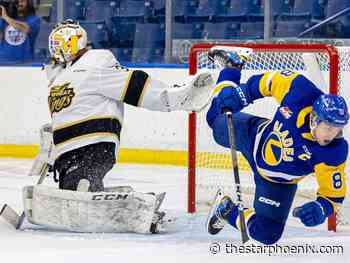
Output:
[230,70,347,207]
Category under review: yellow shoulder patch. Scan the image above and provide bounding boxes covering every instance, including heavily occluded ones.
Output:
[258,71,299,104]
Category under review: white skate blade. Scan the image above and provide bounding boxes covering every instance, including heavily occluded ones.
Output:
[0,204,21,229]
[206,189,225,233]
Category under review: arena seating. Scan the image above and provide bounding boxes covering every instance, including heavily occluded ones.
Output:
[240,22,264,39]
[84,0,119,21]
[34,21,54,61]
[274,20,310,37]
[31,0,350,63]
[79,20,110,48]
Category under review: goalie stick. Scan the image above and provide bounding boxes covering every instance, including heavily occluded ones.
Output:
[0,163,49,229]
[225,111,249,244]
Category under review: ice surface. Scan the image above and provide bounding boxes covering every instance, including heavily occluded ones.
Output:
[0,158,349,263]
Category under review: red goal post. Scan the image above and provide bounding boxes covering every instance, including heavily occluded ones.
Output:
[187,43,347,232]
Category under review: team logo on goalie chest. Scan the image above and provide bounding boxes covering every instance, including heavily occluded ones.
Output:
[48,82,75,114]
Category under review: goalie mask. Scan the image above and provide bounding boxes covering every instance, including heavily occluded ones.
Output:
[48,19,87,64]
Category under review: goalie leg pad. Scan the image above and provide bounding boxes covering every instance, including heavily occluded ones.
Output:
[29,123,54,176]
[23,185,158,234]
[0,204,21,229]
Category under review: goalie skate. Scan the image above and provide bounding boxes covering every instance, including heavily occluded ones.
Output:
[149,192,166,234]
[150,211,166,234]
[208,46,253,69]
[206,189,235,235]
[150,211,177,234]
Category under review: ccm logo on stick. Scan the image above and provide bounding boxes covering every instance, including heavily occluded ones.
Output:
[258,196,280,207]
[92,194,129,201]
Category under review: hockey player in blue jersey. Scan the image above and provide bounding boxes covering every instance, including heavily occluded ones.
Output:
[206,46,349,245]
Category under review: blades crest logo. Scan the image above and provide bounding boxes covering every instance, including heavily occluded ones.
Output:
[48,82,75,114]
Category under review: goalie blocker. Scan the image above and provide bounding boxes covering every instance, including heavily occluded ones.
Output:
[5,185,166,234]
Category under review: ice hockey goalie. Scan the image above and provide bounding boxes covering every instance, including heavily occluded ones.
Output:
[15,19,215,234]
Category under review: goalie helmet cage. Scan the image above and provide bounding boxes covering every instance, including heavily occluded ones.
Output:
[187,43,350,232]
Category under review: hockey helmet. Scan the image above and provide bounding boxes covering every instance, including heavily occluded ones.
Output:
[48,19,87,64]
[312,94,349,127]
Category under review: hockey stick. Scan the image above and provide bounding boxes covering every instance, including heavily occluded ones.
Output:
[224,110,249,244]
[0,163,49,229]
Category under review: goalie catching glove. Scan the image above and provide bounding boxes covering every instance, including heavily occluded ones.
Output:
[160,69,215,112]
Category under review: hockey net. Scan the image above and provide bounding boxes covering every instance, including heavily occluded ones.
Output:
[187,43,350,232]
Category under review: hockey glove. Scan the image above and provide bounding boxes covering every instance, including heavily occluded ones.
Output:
[206,84,252,128]
[217,84,252,113]
[293,197,334,227]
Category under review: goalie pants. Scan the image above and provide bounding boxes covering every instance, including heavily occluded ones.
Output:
[210,112,297,244]
[54,142,116,191]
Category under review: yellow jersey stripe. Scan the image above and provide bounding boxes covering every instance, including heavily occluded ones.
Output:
[315,162,347,198]
[212,81,236,97]
[258,72,274,97]
[269,72,298,104]
[296,106,313,128]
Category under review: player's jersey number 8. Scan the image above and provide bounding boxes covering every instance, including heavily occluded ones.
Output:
[332,172,343,189]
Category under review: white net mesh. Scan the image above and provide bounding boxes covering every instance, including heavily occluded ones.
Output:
[190,44,350,230]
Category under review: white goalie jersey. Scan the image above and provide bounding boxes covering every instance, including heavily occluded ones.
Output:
[45,49,214,158]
